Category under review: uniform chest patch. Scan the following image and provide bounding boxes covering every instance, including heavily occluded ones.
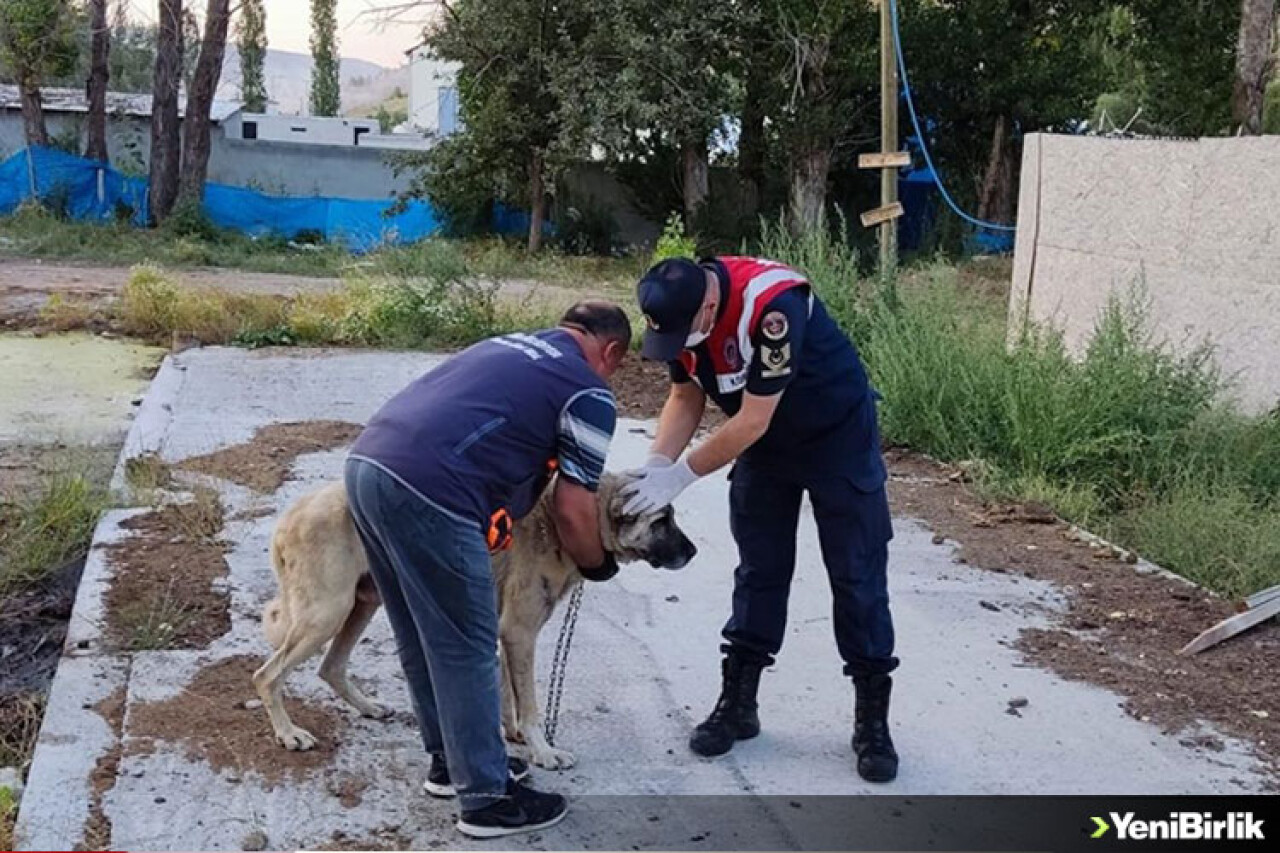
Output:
[722,337,742,370]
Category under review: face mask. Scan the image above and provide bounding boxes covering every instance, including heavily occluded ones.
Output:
[684,304,714,348]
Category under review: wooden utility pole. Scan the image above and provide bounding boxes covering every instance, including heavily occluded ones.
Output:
[860,1,906,273]
[878,0,899,276]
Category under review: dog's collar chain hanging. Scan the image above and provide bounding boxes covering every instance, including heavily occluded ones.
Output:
[544,581,584,747]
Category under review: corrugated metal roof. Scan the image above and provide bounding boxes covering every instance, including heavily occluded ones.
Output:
[0,85,242,123]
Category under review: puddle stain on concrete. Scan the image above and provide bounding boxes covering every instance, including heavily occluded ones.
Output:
[0,333,163,444]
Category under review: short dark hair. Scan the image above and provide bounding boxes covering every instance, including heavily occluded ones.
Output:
[560,300,632,349]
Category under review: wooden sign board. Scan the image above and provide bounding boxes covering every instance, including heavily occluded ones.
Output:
[859,152,912,169]
[860,202,905,228]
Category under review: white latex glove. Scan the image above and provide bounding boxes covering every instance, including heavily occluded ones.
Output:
[623,453,673,479]
[622,457,699,515]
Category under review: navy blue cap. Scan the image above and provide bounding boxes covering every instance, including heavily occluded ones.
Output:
[637,258,706,361]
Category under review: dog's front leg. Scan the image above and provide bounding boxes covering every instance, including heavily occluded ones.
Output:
[504,627,576,770]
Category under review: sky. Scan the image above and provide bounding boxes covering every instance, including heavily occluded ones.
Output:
[123,0,432,69]
[267,1,431,67]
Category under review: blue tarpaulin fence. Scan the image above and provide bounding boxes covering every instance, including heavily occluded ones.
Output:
[0,146,441,252]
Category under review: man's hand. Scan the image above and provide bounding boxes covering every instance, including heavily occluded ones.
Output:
[622,457,700,515]
[626,452,673,479]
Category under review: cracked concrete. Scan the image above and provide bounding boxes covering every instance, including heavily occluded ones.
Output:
[14,346,1274,851]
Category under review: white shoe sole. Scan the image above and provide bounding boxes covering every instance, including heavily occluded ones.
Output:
[455,807,567,839]
[423,765,531,799]
[422,778,455,798]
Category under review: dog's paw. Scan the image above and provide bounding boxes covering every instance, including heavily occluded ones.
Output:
[360,702,394,720]
[529,746,576,770]
[504,726,526,744]
[277,725,318,751]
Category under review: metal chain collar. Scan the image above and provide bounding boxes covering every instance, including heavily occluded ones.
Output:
[543,581,584,747]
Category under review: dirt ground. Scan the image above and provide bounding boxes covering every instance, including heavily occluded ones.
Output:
[127,655,346,788]
[102,498,231,652]
[0,259,588,332]
[178,421,362,494]
[79,687,126,851]
[616,361,1277,775]
[885,449,1279,778]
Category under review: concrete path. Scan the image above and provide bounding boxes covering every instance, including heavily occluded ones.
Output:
[14,347,1273,852]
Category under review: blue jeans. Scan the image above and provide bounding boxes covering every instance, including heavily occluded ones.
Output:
[344,456,508,810]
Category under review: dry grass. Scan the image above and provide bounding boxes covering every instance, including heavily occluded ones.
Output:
[169,487,225,544]
[0,785,16,851]
[0,692,44,769]
[38,294,113,332]
[119,264,290,344]
[123,453,173,495]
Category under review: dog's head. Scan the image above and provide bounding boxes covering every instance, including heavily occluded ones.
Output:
[598,472,697,570]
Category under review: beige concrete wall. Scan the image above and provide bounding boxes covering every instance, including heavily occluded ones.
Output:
[1009,133,1280,413]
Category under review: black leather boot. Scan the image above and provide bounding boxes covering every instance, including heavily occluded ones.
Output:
[852,673,898,782]
[689,651,764,757]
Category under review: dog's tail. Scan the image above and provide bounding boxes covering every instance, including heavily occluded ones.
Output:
[262,535,289,649]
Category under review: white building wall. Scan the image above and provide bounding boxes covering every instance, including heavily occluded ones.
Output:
[407,45,461,136]
[233,113,381,146]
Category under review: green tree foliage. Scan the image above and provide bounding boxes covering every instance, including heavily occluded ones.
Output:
[0,2,156,94]
[1115,0,1239,135]
[557,0,739,223]
[237,0,268,112]
[423,0,592,251]
[897,0,1107,223]
[0,0,78,146]
[309,0,340,117]
[374,101,408,133]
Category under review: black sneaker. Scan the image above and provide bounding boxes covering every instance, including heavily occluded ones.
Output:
[456,780,568,839]
[422,753,531,798]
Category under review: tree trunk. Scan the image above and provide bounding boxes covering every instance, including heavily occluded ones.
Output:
[738,60,767,218]
[85,0,111,161]
[1232,0,1278,134]
[681,139,709,226]
[18,73,49,148]
[179,0,232,203]
[527,149,545,254]
[149,0,184,223]
[787,147,831,236]
[977,114,1015,224]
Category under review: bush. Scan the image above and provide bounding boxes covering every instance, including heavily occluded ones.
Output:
[651,213,697,265]
[759,225,1280,597]
[555,200,619,257]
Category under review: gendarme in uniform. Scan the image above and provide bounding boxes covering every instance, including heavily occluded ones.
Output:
[627,255,900,782]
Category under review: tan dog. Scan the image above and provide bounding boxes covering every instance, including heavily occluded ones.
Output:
[252,473,696,769]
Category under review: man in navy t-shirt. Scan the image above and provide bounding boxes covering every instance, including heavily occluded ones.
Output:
[624,257,899,783]
[345,301,630,837]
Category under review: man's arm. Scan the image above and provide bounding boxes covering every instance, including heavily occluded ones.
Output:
[650,380,706,462]
[549,387,616,570]
[686,391,781,475]
[622,290,808,515]
[552,478,605,567]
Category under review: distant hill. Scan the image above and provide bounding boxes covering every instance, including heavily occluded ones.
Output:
[217,48,403,116]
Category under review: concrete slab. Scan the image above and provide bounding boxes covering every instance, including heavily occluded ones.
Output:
[16,346,1275,851]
